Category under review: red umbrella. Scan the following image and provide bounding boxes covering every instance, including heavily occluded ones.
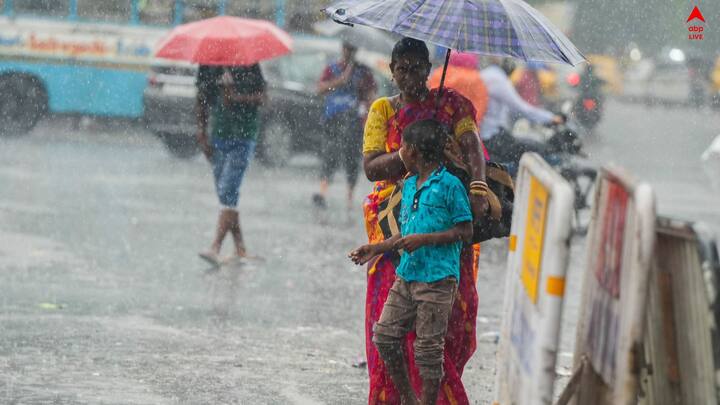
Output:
[155,16,293,66]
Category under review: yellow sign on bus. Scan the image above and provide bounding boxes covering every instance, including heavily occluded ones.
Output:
[521,176,549,304]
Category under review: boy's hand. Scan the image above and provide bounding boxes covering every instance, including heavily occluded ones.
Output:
[349,244,378,265]
[394,234,427,253]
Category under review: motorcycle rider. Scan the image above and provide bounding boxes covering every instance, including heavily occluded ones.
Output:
[480,57,564,163]
[573,63,605,130]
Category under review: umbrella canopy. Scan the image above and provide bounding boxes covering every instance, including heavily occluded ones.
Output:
[325,0,584,66]
[313,19,398,54]
[155,16,293,66]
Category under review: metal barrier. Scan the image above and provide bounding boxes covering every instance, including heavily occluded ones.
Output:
[493,153,575,405]
[567,166,656,405]
[638,218,720,405]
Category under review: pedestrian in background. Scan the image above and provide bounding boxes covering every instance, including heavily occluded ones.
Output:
[196,64,266,265]
[313,41,377,210]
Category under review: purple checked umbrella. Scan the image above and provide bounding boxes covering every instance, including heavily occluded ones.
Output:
[324,0,585,104]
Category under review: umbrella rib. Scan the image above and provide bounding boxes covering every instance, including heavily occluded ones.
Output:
[456,2,469,51]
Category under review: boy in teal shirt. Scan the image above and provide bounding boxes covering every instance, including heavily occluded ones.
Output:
[350,119,473,405]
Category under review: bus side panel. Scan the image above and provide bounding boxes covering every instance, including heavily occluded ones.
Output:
[0,61,147,118]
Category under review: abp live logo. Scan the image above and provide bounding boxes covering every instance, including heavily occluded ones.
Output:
[687,5,706,40]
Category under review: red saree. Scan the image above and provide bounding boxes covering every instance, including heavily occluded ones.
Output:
[362,89,481,405]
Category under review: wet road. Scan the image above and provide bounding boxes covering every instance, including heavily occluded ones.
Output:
[1,100,719,404]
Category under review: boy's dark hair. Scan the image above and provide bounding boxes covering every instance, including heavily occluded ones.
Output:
[391,37,430,65]
[402,119,448,163]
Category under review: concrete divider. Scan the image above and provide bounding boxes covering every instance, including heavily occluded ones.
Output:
[493,152,575,405]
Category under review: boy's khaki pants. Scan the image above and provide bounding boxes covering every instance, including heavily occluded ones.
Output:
[372,276,457,379]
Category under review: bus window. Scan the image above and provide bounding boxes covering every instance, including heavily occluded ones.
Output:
[138,0,174,25]
[14,0,70,17]
[77,0,130,23]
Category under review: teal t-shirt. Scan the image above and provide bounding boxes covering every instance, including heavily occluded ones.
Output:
[197,65,265,141]
[396,166,472,283]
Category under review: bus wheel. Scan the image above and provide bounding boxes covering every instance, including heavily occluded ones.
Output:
[157,132,200,159]
[0,74,48,136]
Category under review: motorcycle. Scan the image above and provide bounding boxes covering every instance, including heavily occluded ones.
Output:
[489,118,597,234]
[566,65,605,133]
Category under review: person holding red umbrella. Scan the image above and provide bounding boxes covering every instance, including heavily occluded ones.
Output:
[155,16,292,265]
[196,63,266,265]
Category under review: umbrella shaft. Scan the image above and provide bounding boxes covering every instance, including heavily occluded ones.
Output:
[434,48,452,115]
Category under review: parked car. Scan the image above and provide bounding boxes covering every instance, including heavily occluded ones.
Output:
[143,35,395,163]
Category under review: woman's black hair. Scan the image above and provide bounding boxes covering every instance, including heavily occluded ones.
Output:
[402,119,448,163]
[391,37,430,65]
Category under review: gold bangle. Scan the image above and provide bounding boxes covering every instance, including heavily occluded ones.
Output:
[469,189,488,196]
[470,181,488,188]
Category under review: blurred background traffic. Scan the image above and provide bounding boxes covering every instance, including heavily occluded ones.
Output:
[1,0,720,161]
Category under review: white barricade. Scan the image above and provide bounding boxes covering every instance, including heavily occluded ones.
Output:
[569,166,656,405]
[494,153,575,405]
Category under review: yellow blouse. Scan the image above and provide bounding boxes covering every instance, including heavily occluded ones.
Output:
[362,96,478,155]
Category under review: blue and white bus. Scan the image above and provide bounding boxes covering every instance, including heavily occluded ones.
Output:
[0,0,291,135]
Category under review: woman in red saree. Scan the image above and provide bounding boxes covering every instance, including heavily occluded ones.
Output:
[362,38,489,405]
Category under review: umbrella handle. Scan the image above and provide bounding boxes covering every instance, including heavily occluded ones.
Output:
[434,48,452,116]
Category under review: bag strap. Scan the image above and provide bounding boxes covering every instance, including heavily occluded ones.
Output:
[486,189,503,220]
[487,165,514,189]
[378,180,404,237]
